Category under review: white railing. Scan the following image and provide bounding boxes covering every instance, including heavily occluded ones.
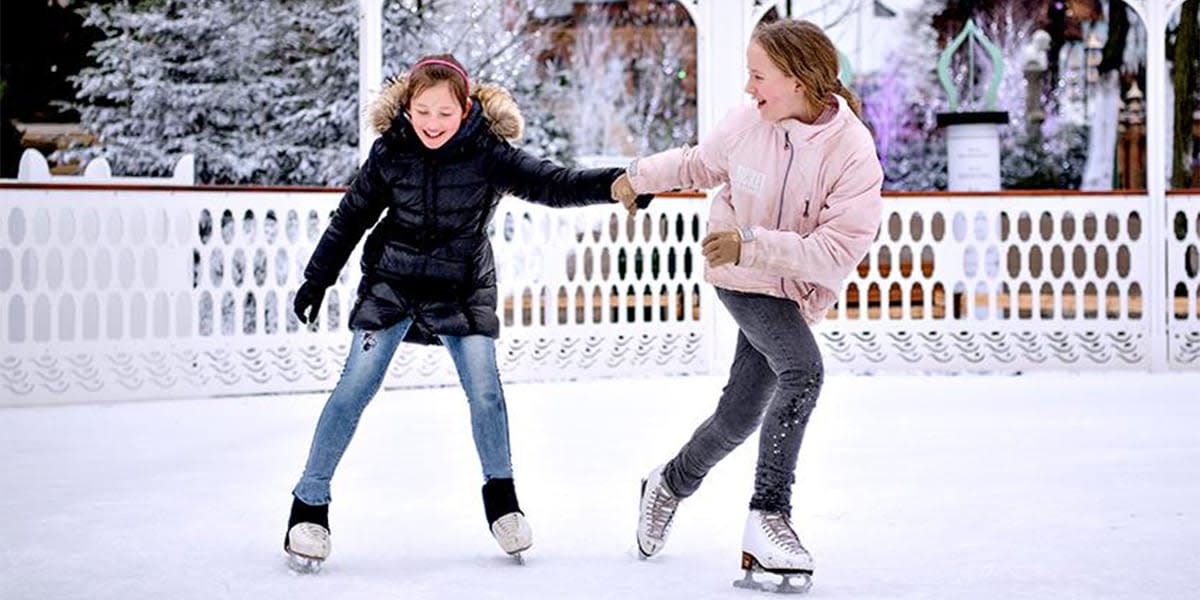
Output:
[815,192,1161,371]
[0,185,710,405]
[4,185,1200,405]
[1166,192,1200,365]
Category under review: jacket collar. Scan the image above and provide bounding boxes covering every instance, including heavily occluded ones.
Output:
[774,94,850,146]
[370,75,524,141]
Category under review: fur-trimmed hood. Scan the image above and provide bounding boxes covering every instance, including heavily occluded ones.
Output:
[368,75,524,142]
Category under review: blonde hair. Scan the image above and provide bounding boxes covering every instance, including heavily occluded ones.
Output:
[752,20,863,120]
[402,53,470,112]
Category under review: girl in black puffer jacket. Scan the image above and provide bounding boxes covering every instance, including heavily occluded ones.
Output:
[283,54,645,572]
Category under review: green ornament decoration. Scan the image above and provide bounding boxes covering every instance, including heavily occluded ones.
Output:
[935,18,1010,192]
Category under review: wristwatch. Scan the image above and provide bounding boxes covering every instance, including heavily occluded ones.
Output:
[738,226,756,243]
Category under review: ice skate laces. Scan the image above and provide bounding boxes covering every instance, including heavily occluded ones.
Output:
[293,523,329,543]
[760,512,805,554]
[493,513,522,538]
[643,483,679,539]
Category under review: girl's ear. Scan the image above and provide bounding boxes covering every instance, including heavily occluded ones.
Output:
[463,98,473,118]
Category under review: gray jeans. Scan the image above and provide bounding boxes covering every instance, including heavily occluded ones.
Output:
[662,287,824,516]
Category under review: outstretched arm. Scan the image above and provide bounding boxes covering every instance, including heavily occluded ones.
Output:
[488,142,639,209]
[624,105,753,194]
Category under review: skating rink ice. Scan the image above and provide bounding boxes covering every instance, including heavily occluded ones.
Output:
[3,372,1198,599]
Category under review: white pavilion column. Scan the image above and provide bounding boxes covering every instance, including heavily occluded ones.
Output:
[1126,0,1171,370]
[359,0,385,162]
[682,1,784,138]
[679,0,786,369]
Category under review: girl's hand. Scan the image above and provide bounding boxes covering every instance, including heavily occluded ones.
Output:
[611,173,639,217]
[701,231,741,267]
[293,281,327,325]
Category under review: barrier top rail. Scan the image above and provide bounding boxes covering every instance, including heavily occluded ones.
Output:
[7,181,1200,197]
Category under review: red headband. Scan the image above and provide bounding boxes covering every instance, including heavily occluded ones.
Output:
[410,59,470,97]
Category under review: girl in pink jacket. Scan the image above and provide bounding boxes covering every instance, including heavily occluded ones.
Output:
[615,19,883,592]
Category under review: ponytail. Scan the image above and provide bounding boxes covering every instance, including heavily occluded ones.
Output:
[834,81,863,121]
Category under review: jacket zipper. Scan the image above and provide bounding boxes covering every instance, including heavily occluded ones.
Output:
[421,157,438,247]
[430,159,441,224]
[777,132,795,296]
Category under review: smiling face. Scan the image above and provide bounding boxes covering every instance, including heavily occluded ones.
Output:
[745,40,811,123]
[409,81,465,149]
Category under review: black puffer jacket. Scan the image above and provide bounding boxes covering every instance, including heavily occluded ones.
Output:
[303,79,626,345]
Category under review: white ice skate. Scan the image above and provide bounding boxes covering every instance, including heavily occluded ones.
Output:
[285,522,331,574]
[491,511,533,564]
[636,464,679,559]
[732,510,813,594]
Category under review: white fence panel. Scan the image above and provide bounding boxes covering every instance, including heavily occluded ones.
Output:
[0,187,710,405]
[5,185,1196,404]
[1166,193,1200,367]
[814,194,1154,371]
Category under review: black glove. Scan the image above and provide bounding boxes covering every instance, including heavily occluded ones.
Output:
[293,281,327,325]
[634,193,654,209]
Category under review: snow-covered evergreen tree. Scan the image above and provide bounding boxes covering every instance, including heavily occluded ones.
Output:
[62,0,697,182]
[61,0,358,185]
[252,0,359,186]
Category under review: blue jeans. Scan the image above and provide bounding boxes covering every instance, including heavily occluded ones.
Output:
[293,318,513,505]
[662,288,824,516]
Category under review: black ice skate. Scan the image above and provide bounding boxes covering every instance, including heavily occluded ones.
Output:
[732,510,813,594]
[284,496,330,574]
[483,478,532,564]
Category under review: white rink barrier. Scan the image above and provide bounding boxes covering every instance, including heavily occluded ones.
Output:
[2,185,1199,405]
[0,185,710,405]
[817,192,1173,371]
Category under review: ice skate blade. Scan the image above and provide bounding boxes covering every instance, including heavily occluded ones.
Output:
[734,553,812,594]
[286,553,324,575]
[733,570,812,594]
[499,538,531,561]
[636,477,651,560]
[636,538,657,560]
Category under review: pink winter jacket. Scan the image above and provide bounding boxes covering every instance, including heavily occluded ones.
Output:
[628,95,883,324]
